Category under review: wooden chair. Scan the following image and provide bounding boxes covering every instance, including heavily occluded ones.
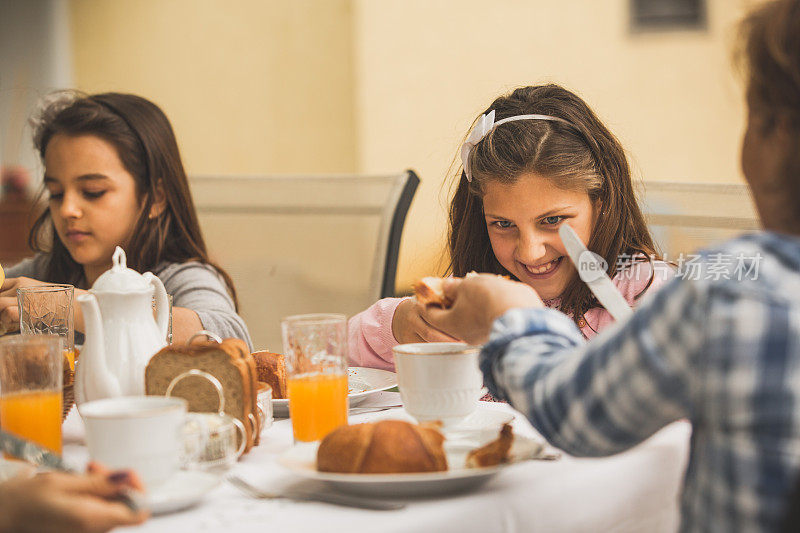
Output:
[191,171,419,351]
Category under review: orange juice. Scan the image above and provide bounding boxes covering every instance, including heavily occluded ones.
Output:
[288,373,348,442]
[0,390,63,454]
[63,349,78,371]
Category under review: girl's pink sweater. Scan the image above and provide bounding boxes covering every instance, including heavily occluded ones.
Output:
[347,260,675,370]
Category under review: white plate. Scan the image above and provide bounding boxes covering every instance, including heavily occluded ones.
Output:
[145,470,221,515]
[273,367,397,418]
[277,429,545,497]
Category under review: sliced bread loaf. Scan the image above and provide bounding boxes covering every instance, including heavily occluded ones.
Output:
[252,351,287,399]
[145,338,261,453]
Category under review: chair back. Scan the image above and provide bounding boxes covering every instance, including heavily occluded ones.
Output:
[191,171,419,351]
[638,181,759,259]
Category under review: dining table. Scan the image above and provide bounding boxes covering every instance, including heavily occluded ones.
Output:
[61,393,691,533]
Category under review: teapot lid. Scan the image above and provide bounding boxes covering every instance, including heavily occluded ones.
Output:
[91,247,152,294]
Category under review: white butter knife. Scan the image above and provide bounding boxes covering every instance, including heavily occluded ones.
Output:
[558,224,633,322]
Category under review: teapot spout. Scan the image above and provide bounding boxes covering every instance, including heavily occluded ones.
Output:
[75,293,122,405]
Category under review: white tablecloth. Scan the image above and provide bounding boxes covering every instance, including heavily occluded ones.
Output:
[62,396,690,533]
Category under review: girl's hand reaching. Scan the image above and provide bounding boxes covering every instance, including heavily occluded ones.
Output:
[0,277,53,334]
[422,274,544,345]
[392,297,459,344]
[0,277,90,335]
[0,462,148,533]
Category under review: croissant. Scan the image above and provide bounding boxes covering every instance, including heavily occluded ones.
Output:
[317,420,448,474]
[465,423,514,468]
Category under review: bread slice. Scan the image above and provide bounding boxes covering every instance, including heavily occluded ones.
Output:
[252,351,287,399]
[412,276,452,308]
[466,423,514,468]
[145,338,260,453]
[414,272,509,308]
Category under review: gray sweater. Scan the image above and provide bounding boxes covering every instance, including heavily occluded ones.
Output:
[6,255,253,350]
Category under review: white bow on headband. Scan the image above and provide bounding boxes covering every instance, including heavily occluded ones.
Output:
[460,111,573,182]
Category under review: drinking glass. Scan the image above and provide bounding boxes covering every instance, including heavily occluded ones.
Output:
[281,313,348,442]
[18,284,75,370]
[0,335,63,453]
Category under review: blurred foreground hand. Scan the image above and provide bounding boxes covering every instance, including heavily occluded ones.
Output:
[0,462,148,533]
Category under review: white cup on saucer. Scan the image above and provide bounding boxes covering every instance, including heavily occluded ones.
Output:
[80,396,188,489]
[393,343,483,427]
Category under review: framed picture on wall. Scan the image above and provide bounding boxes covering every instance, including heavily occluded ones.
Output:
[630,0,707,32]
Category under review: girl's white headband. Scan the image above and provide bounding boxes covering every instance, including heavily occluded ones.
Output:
[460,110,573,182]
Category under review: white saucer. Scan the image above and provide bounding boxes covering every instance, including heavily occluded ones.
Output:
[367,403,514,434]
[145,470,221,515]
[444,405,515,434]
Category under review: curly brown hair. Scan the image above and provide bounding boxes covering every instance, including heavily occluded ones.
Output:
[738,0,800,232]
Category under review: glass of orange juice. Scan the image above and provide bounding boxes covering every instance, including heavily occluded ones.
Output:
[282,313,348,442]
[18,284,75,369]
[0,335,63,454]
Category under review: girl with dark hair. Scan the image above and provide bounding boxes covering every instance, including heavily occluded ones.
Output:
[0,92,252,349]
[349,84,672,369]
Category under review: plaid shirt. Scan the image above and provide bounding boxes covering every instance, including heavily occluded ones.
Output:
[481,232,800,532]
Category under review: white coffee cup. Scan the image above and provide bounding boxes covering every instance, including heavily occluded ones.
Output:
[80,396,187,488]
[393,342,483,426]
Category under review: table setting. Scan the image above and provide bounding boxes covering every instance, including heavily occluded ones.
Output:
[0,248,692,532]
[48,396,688,532]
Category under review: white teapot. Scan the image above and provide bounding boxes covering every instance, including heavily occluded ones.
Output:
[75,246,169,405]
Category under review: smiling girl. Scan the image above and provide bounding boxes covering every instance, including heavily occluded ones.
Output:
[349,84,672,369]
[0,92,252,349]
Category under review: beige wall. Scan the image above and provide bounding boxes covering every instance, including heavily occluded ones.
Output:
[70,0,356,175]
[353,0,757,288]
[69,0,759,292]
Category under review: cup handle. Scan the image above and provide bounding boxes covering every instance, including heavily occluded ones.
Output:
[230,416,247,458]
[144,272,169,341]
[166,369,226,413]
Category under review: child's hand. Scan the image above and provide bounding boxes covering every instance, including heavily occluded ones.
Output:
[392,298,459,344]
[421,274,544,345]
[0,277,53,334]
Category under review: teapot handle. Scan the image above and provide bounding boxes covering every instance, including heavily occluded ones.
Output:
[144,272,169,342]
[188,330,222,345]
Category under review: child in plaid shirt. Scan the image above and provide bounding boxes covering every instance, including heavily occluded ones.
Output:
[423,1,800,530]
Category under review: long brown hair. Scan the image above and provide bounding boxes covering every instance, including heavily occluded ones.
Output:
[738,0,800,232]
[29,92,240,309]
[449,84,659,326]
